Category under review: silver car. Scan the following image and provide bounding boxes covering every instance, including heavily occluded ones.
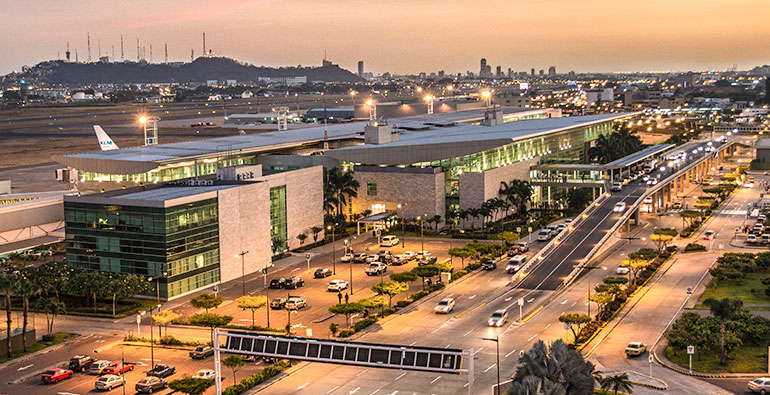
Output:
[748,377,770,394]
[488,309,509,327]
[434,298,455,314]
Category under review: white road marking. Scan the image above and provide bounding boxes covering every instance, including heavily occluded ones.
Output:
[292,267,301,272]
[327,385,341,394]
[463,329,474,337]
[298,382,309,390]
[409,341,417,346]
[389,391,398,395]
[350,387,361,394]
[445,344,451,348]
[17,364,33,371]
[395,372,407,380]
[474,347,484,354]
[369,391,380,395]
[356,369,369,377]
[527,298,534,303]
[560,299,567,304]
[464,383,469,388]
[571,301,577,306]
[527,334,537,342]
[505,349,516,358]
[484,364,497,372]
[468,295,477,300]
[504,297,512,302]
[544,323,551,329]
[431,376,441,384]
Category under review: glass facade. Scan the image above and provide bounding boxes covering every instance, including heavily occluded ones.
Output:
[269,186,288,254]
[64,198,221,299]
[78,156,258,183]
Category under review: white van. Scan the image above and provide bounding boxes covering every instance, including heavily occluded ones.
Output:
[507,255,527,273]
[380,235,400,247]
[537,229,552,241]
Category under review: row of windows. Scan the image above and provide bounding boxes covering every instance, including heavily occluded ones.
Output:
[168,249,220,277]
[167,268,220,298]
[270,186,288,254]
[367,182,377,196]
[78,156,257,183]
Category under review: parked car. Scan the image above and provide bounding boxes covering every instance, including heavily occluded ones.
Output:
[353,253,368,263]
[416,250,431,258]
[615,265,630,275]
[192,369,216,380]
[284,276,305,289]
[402,251,417,260]
[747,377,770,394]
[88,360,112,375]
[285,297,307,310]
[328,279,349,291]
[189,345,215,359]
[68,355,95,372]
[136,376,167,393]
[537,229,552,241]
[269,278,286,289]
[270,297,287,309]
[365,254,379,263]
[482,261,497,270]
[147,364,175,378]
[434,298,455,314]
[488,310,509,327]
[314,268,332,278]
[380,235,400,247]
[41,368,73,384]
[341,253,354,263]
[365,262,387,276]
[418,256,437,266]
[624,342,647,356]
[613,202,627,213]
[610,182,622,192]
[102,361,134,375]
[507,255,527,273]
[391,255,408,265]
[95,374,125,391]
[703,230,715,240]
[748,234,758,243]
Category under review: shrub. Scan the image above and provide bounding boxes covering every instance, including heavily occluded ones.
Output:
[426,283,445,293]
[329,323,338,336]
[451,270,467,281]
[159,335,184,345]
[353,317,377,331]
[684,243,707,253]
[377,309,394,318]
[338,329,354,337]
[411,290,428,301]
[395,300,410,308]
[467,262,482,270]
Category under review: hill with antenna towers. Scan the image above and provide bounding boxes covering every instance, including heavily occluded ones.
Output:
[5,56,364,85]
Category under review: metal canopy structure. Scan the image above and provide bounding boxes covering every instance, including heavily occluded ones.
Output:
[214,329,474,394]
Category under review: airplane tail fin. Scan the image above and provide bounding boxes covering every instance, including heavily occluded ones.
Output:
[94,125,119,151]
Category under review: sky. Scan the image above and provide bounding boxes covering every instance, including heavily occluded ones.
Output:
[1,0,769,76]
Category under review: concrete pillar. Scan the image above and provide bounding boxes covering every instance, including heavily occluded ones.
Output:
[633,207,640,225]
[623,218,631,232]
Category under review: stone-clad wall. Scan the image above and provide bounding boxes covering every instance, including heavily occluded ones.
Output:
[458,160,534,212]
[350,168,446,221]
[217,182,271,283]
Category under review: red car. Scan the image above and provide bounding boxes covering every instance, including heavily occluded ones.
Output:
[102,361,134,375]
[41,368,73,383]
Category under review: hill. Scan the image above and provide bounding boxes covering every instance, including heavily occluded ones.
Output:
[5,57,364,85]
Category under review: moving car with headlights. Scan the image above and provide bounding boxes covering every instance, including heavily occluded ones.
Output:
[95,374,125,391]
[488,310,509,327]
[613,202,627,213]
[747,377,770,394]
[704,230,715,240]
[136,376,167,393]
[537,229,552,241]
[624,341,647,356]
[507,255,527,273]
[41,368,73,384]
[192,369,216,380]
[610,182,622,192]
[434,298,455,314]
[189,345,215,359]
[147,364,175,378]
[328,279,349,291]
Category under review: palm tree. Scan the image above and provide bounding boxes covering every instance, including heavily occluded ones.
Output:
[512,340,596,395]
[0,274,15,357]
[588,134,616,163]
[613,125,642,156]
[325,167,360,218]
[703,298,743,365]
[37,297,66,336]
[599,373,634,395]
[458,209,470,229]
[16,268,39,352]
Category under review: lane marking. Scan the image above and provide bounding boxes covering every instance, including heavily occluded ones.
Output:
[560,299,567,304]
[298,382,309,390]
[468,295,477,300]
[292,267,301,272]
[474,347,484,354]
[350,387,361,394]
[544,323,551,330]
[431,376,441,384]
[527,334,538,342]
[485,364,497,373]
[445,344,451,348]
[505,349,516,358]
[327,385,341,394]
[17,364,33,371]
[395,372,407,380]
[357,369,369,377]
[389,392,398,395]
[454,302,487,319]
[527,298,534,303]
[409,341,417,346]
[504,297,512,302]
[463,329,474,337]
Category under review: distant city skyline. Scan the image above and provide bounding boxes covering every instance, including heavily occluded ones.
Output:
[1,0,769,76]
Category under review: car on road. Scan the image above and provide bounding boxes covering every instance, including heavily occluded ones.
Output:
[285,296,307,310]
[672,202,682,209]
[537,229,552,241]
[69,355,95,372]
[610,182,622,192]
[556,224,566,233]
[365,254,379,263]
[190,345,215,359]
[643,197,653,204]
[507,255,527,273]
[488,310,509,327]
[514,241,529,253]
[192,369,216,380]
[391,255,408,265]
[41,368,73,384]
[434,298,455,314]
[416,250,431,258]
[747,377,770,394]
[647,179,658,186]
[341,253,354,262]
[102,361,134,375]
[353,253,368,263]
[762,234,770,244]
[748,234,758,243]
[482,261,497,270]
[95,374,125,391]
[418,256,437,266]
[328,279,349,291]
[147,364,175,378]
[703,230,715,240]
[270,297,287,309]
[402,251,417,260]
[380,235,400,247]
[615,265,630,275]
[284,276,305,289]
[613,202,627,213]
[88,360,112,375]
[624,341,647,356]
[269,278,286,289]
[365,262,388,276]
[314,268,332,278]
[136,376,168,393]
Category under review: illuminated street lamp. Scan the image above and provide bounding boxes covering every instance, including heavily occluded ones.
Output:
[423,95,434,115]
[481,90,492,106]
[139,115,160,145]
[365,99,376,121]
[573,263,607,317]
[327,223,338,274]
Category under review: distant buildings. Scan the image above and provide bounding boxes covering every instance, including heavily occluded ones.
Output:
[480,58,493,79]
[358,61,364,78]
[548,66,556,76]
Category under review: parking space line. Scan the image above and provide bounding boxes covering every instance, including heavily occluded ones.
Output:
[327,385,341,394]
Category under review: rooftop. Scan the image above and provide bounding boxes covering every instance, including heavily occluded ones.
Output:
[756,138,770,149]
[115,185,237,201]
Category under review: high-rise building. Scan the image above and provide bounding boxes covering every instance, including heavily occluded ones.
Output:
[496,65,502,78]
[539,69,545,76]
[531,68,535,76]
[548,66,556,76]
[480,58,492,78]
[357,61,364,78]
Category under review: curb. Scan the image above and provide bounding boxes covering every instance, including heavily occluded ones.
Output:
[626,370,669,391]
[0,333,86,372]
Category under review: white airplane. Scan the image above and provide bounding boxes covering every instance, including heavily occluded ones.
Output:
[93,125,119,151]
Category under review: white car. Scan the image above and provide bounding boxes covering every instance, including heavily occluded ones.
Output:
[610,182,622,192]
[192,369,216,380]
[703,230,715,240]
[748,234,758,243]
[488,310,509,327]
[328,279,349,291]
[537,229,552,241]
[380,235,400,247]
[341,253,354,262]
[88,360,111,375]
[613,202,627,213]
[615,265,630,275]
[416,250,431,258]
[402,251,416,260]
[748,377,770,394]
[434,298,455,314]
[95,374,125,391]
[365,254,379,263]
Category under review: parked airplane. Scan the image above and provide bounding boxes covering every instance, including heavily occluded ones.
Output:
[93,125,119,151]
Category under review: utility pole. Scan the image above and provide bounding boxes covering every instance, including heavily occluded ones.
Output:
[87,32,91,62]
[137,38,140,62]
[164,43,168,64]
[120,35,124,61]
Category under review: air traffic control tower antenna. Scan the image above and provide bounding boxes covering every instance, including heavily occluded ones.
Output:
[140,116,161,145]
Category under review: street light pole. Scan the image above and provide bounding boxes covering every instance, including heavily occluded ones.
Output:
[480,336,501,395]
[328,223,338,274]
[398,203,406,247]
[148,304,160,368]
[418,215,425,253]
[238,251,249,296]
[574,264,607,317]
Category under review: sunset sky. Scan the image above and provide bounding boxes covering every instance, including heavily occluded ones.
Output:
[2,0,769,75]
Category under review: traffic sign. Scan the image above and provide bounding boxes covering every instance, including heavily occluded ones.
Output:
[686,287,693,295]
[516,227,522,234]
[306,253,311,260]
[518,298,524,307]
[527,227,533,233]
[687,345,695,355]
[648,354,654,364]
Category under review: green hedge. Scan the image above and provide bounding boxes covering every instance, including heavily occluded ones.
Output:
[222,361,290,395]
[684,243,707,253]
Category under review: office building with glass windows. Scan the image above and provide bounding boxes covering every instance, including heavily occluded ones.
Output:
[64,166,322,300]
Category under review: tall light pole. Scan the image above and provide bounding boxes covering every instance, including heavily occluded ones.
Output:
[345,239,353,294]
[328,223,338,274]
[417,215,425,253]
[237,251,249,296]
[398,203,406,247]
[573,263,607,317]
[147,272,166,340]
[148,304,161,368]
[480,335,501,395]
[481,91,492,107]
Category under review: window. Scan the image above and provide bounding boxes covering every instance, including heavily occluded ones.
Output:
[367,182,377,196]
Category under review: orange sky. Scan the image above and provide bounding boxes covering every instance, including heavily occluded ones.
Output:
[2,0,769,75]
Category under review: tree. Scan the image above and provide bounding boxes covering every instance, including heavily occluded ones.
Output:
[512,339,596,394]
[702,298,744,365]
[106,273,151,317]
[325,167,360,218]
[371,281,408,309]
[622,259,650,286]
[328,302,364,328]
[628,248,658,261]
[359,295,386,313]
[567,188,593,212]
[411,265,439,290]
[190,293,224,312]
[390,272,417,296]
[16,268,39,352]
[222,355,245,387]
[67,270,108,311]
[602,276,628,286]
[37,297,65,336]
[236,295,268,329]
[449,247,475,269]
[666,312,710,356]
[589,293,614,322]
[168,377,214,395]
[188,312,233,342]
[152,309,182,336]
[651,228,677,252]
[679,210,700,228]
[599,373,634,395]
[558,313,592,345]
[0,274,15,357]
